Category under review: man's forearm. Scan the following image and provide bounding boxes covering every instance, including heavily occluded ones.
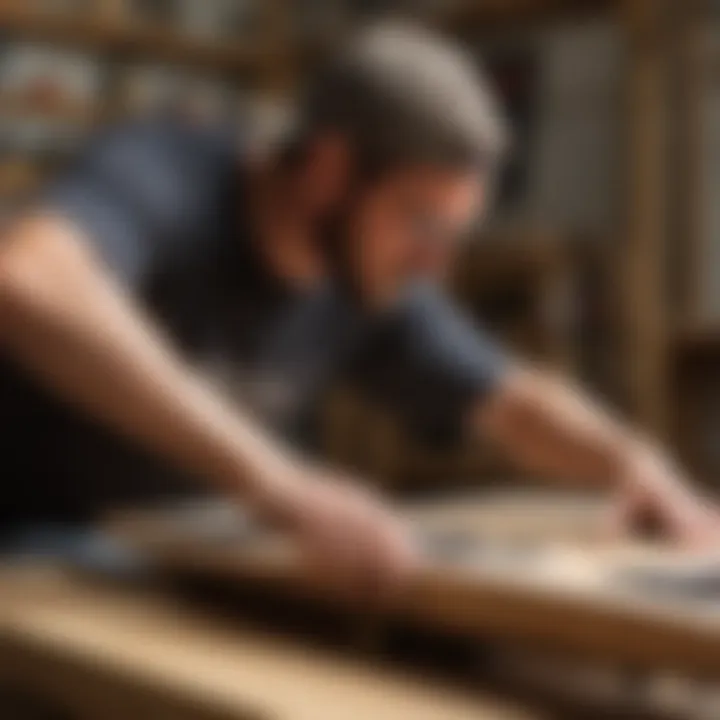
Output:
[473,368,673,491]
[0,215,299,509]
[473,367,720,545]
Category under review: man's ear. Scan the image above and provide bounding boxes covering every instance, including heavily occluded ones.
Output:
[301,133,353,211]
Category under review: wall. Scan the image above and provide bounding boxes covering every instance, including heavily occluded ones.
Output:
[530,20,623,235]
[481,20,624,237]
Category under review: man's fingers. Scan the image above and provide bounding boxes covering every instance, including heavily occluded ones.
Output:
[329,516,415,602]
[289,473,417,603]
[602,490,636,541]
[360,521,417,603]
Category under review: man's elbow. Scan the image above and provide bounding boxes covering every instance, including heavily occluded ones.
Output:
[471,367,546,438]
[0,215,89,339]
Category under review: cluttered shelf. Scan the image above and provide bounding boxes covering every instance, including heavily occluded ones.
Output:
[0,4,268,74]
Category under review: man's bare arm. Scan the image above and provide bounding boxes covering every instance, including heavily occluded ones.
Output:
[473,368,637,486]
[473,367,716,543]
[0,215,298,502]
[0,214,413,587]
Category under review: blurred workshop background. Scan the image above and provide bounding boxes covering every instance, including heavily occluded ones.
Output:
[0,0,717,496]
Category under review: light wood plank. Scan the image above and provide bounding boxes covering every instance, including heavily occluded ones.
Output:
[0,568,532,720]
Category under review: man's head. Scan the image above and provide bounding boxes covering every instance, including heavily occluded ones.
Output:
[281,21,507,305]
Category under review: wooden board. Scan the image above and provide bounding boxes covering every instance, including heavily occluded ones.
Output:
[105,491,720,678]
[0,567,533,720]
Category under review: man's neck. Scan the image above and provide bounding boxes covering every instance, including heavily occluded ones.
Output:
[247,159,328,291]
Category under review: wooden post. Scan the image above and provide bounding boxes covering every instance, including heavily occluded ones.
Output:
[619,0,672,437]
[679,2,709,325]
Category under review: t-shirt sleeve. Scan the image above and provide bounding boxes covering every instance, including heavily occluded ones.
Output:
[346,285,511,444]
[37,117,232,285]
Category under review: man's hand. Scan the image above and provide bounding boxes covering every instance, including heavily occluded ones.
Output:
[257,465,418,600]
[476,369,720,550]
[607,447,720,549]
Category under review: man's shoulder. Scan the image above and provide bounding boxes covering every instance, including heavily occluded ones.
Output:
[81,113,240,180]
[66,114,242,236]
[39,114,245,280]
[393,283,458,327]
[383,282,504,362]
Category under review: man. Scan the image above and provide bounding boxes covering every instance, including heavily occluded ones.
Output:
[0,23,715,591]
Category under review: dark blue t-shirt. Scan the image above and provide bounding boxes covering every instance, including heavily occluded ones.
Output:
[0,117,508,521]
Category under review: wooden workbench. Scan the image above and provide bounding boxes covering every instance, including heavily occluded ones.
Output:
[0,567,534,720]
[106,491,720,679]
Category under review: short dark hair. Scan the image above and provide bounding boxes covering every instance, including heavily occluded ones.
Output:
[296,21,507,176]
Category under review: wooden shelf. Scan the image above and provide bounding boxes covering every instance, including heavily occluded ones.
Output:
[293,0,619,67]
[0,6,266,74]
[0,96,98,125]
[0,159,44,196]
[437,0,616,31]
[455,233,565,275]
[673,324,720,356]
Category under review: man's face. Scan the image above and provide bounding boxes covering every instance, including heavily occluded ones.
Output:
[345,165,485,305]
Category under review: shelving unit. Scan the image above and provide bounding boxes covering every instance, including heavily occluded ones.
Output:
[0,4,267,74]
[0,0,283,217]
